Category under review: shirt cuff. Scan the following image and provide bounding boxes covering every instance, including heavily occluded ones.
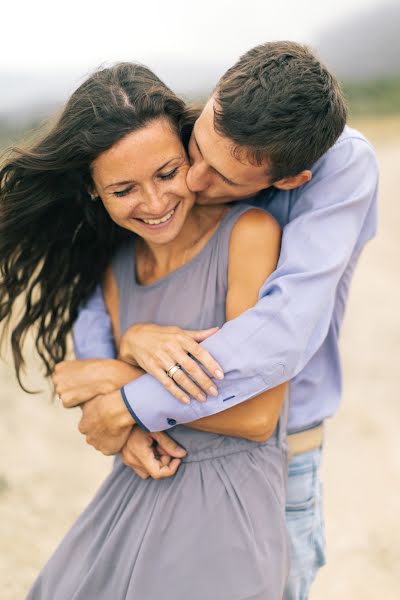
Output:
[121,366,284,432]
[122,375,199,432]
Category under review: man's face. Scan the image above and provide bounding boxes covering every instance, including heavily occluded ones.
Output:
[186,97,272,205]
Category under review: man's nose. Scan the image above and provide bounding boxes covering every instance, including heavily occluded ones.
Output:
[186,161,209,193]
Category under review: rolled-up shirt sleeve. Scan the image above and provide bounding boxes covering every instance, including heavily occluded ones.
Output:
[74,135,378,433]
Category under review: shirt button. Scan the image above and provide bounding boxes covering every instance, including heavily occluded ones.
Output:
[167,418,177,426]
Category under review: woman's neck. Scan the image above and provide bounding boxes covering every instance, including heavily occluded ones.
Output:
[135,204,227,284]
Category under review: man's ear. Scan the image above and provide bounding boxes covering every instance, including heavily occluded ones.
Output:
[273,170,312,190]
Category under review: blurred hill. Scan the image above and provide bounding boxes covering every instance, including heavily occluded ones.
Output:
[316,2,400,80]
[1,2,399,148]
[316,1,400,118]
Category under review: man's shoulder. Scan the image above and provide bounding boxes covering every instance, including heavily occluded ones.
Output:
[336,124,370,145]
[310,124,378,180]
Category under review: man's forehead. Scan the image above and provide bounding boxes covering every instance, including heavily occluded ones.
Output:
[194,105,270,184]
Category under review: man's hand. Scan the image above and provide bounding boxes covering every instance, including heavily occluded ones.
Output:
[119,323,224,403]
[120,428,187,479]
[78,389,135,455]
[53,359,143,408]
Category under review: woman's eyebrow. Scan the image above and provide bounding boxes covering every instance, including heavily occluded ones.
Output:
[105,180,135,190]
[155,157,182,172]
[104,158,182,190]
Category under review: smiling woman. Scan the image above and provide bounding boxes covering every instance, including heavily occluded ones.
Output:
[0,63,194,387]
[91,119,196,245]
[0,61,289,600]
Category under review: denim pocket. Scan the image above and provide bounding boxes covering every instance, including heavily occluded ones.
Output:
[284,447,326,594]
[285,451,318,513]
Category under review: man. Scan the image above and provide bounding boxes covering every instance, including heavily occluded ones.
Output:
[59,42,378,598]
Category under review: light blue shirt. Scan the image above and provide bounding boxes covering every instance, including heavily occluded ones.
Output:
[73,126,378,434]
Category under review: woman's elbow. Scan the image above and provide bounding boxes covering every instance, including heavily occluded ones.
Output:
[245,414,279,443]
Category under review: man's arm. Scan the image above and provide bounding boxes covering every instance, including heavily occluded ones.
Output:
[73,284,116,359]
[74,134,378,432]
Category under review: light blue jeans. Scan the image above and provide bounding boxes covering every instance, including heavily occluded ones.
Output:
[283,447,326,600]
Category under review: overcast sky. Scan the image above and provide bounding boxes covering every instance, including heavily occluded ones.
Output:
[1,0,391,115]
[3,0,383,72]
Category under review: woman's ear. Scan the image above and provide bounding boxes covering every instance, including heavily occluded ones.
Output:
[86,186,99,201]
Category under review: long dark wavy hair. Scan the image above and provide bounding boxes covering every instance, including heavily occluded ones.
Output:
[0,63,195,388]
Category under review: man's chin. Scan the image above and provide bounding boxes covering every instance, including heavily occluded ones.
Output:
[195,194,235,206]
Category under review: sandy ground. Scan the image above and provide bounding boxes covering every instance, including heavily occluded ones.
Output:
[0,119,399,599]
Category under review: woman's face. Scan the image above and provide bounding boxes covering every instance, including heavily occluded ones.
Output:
[91,118,195,246]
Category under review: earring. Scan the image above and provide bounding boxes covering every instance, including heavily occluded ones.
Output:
[90,194,99,202]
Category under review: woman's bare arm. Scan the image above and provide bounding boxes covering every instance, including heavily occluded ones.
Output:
[186,208,287,441]
[101,214,286,443]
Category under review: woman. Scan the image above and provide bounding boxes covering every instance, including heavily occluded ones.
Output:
[0,63,289,599]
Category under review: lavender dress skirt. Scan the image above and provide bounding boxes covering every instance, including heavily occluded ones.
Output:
[26,205,289,599]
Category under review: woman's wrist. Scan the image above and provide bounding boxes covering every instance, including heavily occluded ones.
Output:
[119,324,142,365]
[105,358,144,390]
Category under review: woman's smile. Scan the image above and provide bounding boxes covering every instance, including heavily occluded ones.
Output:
[131,201,181,230]
[92,119,195,246]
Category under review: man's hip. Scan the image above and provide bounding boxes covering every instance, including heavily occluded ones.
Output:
[283,435,326,600]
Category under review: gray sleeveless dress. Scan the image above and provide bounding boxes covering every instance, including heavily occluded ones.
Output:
[26,204,289,600]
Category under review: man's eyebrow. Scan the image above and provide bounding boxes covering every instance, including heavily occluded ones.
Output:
[104,159,179,190]
[193,132,239,186]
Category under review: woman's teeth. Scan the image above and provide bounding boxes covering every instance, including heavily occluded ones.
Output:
[141,208,175,225]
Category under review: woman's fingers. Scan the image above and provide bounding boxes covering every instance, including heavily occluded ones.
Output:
[169,366,209,401]
[159,458,182,477]
[150,431,187,458]
[183,327,220,342]
[155,368,192,403]
[121,428,182,480]
[165,344,220,399]
[152,347,219,401]
[136,448,181,479]
[120,454,150,479]
[183,337,224,380]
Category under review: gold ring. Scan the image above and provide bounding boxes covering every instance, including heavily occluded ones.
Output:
[166,364,181,379]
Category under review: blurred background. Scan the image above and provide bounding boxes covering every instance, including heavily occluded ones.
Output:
[0,1,399,598]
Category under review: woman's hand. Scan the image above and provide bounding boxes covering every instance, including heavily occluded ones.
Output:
[120,428,187,479]
[53,358,142,408]
[119,323,224,403]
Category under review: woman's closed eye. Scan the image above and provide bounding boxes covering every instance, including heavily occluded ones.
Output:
[114,187,134,198]
[159,167,178,181]
[113,169,179,198]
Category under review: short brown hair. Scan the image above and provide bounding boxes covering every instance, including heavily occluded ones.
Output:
[214,41,347,181]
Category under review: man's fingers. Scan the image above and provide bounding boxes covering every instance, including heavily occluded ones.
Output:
[78,415,87,434]
[150,432,187,458]
[60,385,98,408]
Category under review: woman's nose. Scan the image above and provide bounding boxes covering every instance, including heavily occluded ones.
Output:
[140,187,167,215]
